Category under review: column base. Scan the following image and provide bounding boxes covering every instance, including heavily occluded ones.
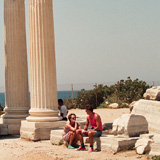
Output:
[0,118,24,135]
[2,107,29,119]
[0,118,8,135]
[20,120,66,141]
[26,108,62,122]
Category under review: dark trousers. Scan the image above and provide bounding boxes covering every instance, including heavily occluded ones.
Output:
[62,117,67,121]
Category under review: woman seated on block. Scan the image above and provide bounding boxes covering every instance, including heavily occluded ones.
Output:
[62,113,85,150]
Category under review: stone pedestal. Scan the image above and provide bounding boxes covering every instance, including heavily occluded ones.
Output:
[1,0,29,135]
[20,120,66,141]
[20,0,62,140]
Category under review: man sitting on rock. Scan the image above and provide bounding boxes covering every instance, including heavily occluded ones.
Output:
[83,105,103,152]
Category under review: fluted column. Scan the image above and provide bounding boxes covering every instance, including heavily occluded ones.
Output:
[2,0,29,122]
[26,0,60,122]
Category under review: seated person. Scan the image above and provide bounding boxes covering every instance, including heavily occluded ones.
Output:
[58,99,68,120]
[62,113,85,150]
[82,105,103,152]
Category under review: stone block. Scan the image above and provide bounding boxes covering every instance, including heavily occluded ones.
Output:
[0,123,8,135]
[135,138,153,154]
[132,99,160,134]
[101,136,138,153]
[108,103,119,109]
[3,119,23,134]
[50,129,138,153]
[140,134,154,140]
[0,118,25,135]
[85,137,101,151]
[149,143,160,157]
[85,135,138,153]
[112,114,148,137]
[143,86,160,100]
[153,134,160,143]
[50,130,64,145]
[20,120,66,141]
[103,123,113,130]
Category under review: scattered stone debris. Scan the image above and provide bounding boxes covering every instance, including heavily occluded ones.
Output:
[143,86,160,101]
[108,103,119,109]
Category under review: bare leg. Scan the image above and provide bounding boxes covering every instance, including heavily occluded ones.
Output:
[72,131,80,145]
[69,132,76,146]
[88,131,95,147]
[76,130,84,144]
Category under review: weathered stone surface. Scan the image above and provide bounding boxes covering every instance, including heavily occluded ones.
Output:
[50,130,64,145]
[86,135,138,153]
[26,0,60,123]
[140,134,154,140]
[153,134,160,143]
[20,120,66,141]
[112,114,148,137]
[0,124,8,135]
[143,86,160,100]
[135,138,152,154]
[132,99,160,134]
[149,143,160,157]
[108,103,119,109]
[103,123,113,130]
[50,129,138,153]
[2,0,29,135]
[21,0,62,140]
[2,119,24,135]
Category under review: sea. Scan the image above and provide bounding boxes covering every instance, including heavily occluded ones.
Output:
[0,91,80,107]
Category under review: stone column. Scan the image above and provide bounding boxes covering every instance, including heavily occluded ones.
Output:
[20,0,64,141]
[1,0,29,135]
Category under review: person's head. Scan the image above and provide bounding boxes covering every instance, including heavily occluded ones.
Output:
[68,113,76,123]
[58,99,63,106]
[85,104,93,115]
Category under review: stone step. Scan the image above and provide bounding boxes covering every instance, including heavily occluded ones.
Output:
[0,123,8,135]
[50,129,138,153]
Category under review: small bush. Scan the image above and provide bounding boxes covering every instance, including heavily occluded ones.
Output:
[152,156,160,160]
[97,103,106,109]
[58,139,64,145]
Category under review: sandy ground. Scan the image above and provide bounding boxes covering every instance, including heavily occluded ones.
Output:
[0,108,149,160]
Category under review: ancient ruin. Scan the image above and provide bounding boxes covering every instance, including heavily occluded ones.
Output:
[1,0,29,135]
[0,0,65,139]
[0,0,160,159]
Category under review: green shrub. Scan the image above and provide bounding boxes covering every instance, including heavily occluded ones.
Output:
[152,156,160,160]
[74,77,150,109]
[97,103,106,109]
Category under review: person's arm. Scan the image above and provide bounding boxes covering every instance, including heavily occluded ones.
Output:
[66,122,77,132]
[92,114,101,131]
[83,116,89,131]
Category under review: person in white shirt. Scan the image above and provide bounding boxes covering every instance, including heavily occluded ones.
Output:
[58,99,68,121]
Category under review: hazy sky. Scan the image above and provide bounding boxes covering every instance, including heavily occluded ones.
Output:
[0,0,160,91]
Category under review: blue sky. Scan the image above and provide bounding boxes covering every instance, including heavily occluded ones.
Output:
[0,0,160,91]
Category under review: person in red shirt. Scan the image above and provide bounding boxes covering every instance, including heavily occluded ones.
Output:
[83,105,103,152]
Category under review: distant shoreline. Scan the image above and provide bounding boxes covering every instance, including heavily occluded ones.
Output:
[0,91,80,106]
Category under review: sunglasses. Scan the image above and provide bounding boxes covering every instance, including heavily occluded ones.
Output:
[71,117,76,120]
